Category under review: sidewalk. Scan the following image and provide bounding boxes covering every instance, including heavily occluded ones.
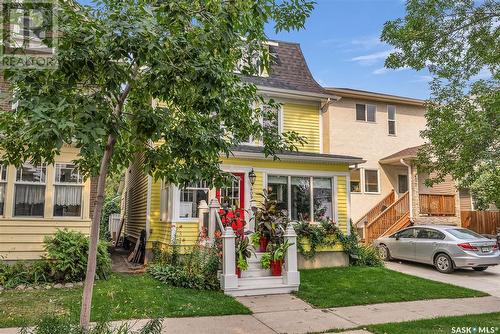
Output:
[1,295,499,334]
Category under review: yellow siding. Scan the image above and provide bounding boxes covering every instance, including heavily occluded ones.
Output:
[283,103,320,153]
[124,153,148,241]
[0,146,92,260]
[252,171,264,203]
[337,176,348,233]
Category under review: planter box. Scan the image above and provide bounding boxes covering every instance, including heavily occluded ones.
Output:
[297,236,348,269]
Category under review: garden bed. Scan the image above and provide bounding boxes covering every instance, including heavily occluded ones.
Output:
[0,273,250,328]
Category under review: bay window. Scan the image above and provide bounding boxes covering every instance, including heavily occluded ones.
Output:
[0,164,6,215]
[54,163,83,217]
[291,177,311,221]
[14,163,46,217]
[268,175,335,222]
[179,181,209,219]
[313,178,333,221]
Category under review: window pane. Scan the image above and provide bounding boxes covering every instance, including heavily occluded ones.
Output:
[268,175,288,212]
[0,184,5,215]
[398,228,415,238]
[180,188,209,218]
[263,105,280,135]
[0,165,6,181]
[291,177,310,221]
[313,178,332,221]
[220,177,240,209]
[350,169,361,193]
[355,104,366,121]
[367,105,376,122]
[16,164,46,183]
[388,106,396,120]
[364,170,379,192]
[56,164,82,183]
[14,184,45,216]
[398,175,408,193]
[388,120,396,135]
[54,185,82,216]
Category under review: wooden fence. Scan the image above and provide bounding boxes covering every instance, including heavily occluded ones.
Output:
[419,194,456,216]
[461,211,500,235]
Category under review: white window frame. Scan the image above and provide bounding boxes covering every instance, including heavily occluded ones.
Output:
[13,163,47,217]
[363,169,380,194]
[174,181,210,221]
[268,174,335,223]
[387,105,396,136]
[355,103,377,123]
[53,163,84,218]
[0,164,7,216]
[397,174,409,194]
[241,104,283,146]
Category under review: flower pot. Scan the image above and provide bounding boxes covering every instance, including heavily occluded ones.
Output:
[236,267,242,278]
[270,259,283,276]
[259,236,270,252]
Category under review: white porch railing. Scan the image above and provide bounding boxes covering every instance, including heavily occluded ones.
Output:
[202,198,299,294]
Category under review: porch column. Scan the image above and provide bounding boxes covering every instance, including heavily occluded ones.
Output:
[221,227,238,290]
[197,200,209,239]
[410,164,420,219]
[283,224,300,286]
[208,198,220,242]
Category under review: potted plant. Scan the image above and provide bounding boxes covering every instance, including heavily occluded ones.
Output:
[235,237,254,278]
[260,252,271,270]
[269,240,293,276]
[253,191,288,252]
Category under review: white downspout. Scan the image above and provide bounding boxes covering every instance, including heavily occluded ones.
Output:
[400,159,413,220]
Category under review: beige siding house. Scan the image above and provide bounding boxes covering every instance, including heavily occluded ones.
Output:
[322,88,466,242]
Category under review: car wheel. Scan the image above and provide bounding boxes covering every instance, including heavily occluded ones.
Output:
[434,253,454,273]
[472,266,488,272]
[378,245,392,261]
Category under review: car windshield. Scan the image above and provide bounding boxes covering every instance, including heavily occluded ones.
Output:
[445,228,484,240]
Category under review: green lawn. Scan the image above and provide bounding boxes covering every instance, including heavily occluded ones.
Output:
[297,266,487,308]
[0,273,250,328]
[367,312,500,334]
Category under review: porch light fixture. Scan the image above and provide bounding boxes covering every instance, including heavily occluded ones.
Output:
[249,168,257,186]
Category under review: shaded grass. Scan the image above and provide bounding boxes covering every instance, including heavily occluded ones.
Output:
[297,266,487,308]
[367,312,500,334]
[0,273,250,328]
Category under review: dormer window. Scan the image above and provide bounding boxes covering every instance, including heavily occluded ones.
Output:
[235,42,270,77]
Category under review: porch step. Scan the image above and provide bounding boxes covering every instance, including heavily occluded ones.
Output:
[224,276,299,297]
[240,268,271,278]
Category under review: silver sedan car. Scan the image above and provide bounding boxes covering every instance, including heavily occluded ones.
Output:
[374,225,500,273]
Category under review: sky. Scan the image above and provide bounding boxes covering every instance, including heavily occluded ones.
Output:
[77,0,431,99]
[264,0,431,99]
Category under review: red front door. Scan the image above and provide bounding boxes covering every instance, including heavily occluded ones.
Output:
[216,172,246,235]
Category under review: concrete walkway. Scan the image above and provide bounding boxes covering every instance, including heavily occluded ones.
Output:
[1,295,499,334]
[386,260,500,297]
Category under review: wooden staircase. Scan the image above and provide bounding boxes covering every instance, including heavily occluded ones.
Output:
[356,191,412,244]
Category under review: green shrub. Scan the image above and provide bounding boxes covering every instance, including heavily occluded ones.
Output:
[44,229,111,282]
[350,244,384,267]
[100,197,120,241]
[0,260,52,288]
[20,316,162,334]
[149,238,220,290]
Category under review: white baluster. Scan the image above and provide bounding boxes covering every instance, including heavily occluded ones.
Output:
[284,224,300,286]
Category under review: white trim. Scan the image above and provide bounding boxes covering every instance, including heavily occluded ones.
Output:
[397,174,409,194]
[346,174,351,235]
[387,105,397,136]
[319,105,323,154]
[363,168,381,194]
[287,175,292,219]
[355,103,377,123]
[230,151,364,165]
[257,85,339,101]
[145,175,152,239]
[333,176,339,224]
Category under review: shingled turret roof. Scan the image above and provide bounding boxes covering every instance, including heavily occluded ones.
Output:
[243,41,329,96]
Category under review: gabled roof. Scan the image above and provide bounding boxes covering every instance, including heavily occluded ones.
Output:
[243,41,332,98]
[379,145,423,164]
[232,145,365,165]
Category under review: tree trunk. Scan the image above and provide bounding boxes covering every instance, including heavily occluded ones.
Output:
[80,134,117,329]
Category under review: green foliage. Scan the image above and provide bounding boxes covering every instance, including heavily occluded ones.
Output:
[149,238,220,290]
[100,196,120,241]
[268,239,293,261]
[20,316,162,334]
[235,236,255,271]
[260,252,271,269]
[250,232,261,249]
[0,261,51,288]
[381,0,499,209]
[294,221,382,267]
[254,191,288,242]
[44,229,111,282]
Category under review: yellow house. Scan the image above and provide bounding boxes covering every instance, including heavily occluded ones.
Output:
[0,145,95,261]
[122,41,364,268]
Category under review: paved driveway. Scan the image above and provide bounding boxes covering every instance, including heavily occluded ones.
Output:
[386,260,500,297]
